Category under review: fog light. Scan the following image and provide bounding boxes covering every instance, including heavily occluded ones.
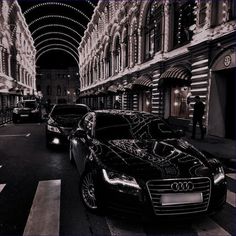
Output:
[52,138,60,145]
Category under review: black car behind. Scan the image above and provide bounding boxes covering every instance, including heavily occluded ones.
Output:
[46,104,90,147]
[69,110,227,218]
[12,100,41,123]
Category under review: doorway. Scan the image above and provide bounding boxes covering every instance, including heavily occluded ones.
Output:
[208,68,235,139]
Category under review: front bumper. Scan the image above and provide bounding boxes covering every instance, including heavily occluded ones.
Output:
[46,127,72,146]
[96,174,227,219]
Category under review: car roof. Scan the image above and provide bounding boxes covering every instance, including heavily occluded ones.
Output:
[21,100,37,102]
[53,104,89,108]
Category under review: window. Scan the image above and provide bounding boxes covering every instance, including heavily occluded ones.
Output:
[57,85,61,96]
[228,0,236,21]
[144,0,163,60]
[47,86,52,96]
[123,26,129,68]
[173,0,195,48]
[114,37,121,74]
[105,45,112,78]
[170,86,190,118]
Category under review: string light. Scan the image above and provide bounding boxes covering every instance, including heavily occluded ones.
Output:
[36,48,79,68]
[28,15,87,30]
[36,44,79,59]
[31,24,83,39]
[35,38,78,51]
[23,2,90,21]
[34,32,80,45]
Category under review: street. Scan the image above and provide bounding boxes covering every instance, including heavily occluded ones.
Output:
[0,122,235,236]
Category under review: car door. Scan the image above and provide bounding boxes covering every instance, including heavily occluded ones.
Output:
[73,113,95,174]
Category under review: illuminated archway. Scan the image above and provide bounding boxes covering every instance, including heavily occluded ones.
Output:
[32,24,82,39]
[36,44,79,60]
[28,15,87,30]
[23,2,90,21]
[34,32,80,46]
[35,38,78,52]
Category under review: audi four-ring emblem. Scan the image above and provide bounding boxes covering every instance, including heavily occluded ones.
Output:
[171,181,194,192]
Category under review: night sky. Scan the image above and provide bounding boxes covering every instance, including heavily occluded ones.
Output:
[17,0,99,69]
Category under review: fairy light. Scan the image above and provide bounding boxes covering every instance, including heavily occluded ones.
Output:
[36,48,79,68]
[34,32,80,46]
[31,24,83,39]
[36,44,79,58]
[35,38,78,51]
[23,2,90,21]
[28,15,87,30]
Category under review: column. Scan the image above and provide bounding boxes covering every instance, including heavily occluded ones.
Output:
[0,48,3,73]
[8,54,11,77]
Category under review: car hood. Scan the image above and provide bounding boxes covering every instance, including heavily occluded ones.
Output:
[52,115,82,127]
[93,138,211,179]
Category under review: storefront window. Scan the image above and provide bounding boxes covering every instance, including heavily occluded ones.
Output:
[170,86,190,118]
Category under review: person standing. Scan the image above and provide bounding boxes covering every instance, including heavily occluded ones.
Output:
[191,96,205,139]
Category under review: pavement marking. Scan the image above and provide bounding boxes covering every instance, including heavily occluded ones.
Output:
[227,190,236,208]
[0,184,6,193]
[106,217,146,236]
[23,180,61,236]
[192,217,231,236]
[0,133,31,137]
[226,173,236,181]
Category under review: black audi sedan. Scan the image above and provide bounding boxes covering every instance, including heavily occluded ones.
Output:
[46,104,90,147]
[69,110,227,217]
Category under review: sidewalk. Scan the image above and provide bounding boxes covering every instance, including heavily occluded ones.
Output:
[184,132,236,169]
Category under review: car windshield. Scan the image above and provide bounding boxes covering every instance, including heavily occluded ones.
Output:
[51,105,88,117]
[21,101,37,109]
[95,113,176,140]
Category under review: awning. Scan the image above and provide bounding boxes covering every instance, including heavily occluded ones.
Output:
[117,84,125,92]
[159,66,191,87]
[107,85,118,93]
[133,75,152,88]
[124,83,133,90]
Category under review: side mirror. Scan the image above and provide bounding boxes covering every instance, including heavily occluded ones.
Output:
[176,129,185,138]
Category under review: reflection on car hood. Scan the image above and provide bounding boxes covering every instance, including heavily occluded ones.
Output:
[53,115,82,127]
[93,138,210,179]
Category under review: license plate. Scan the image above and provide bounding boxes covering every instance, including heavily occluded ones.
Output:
[161,193,203,206]
[20,114,29,117]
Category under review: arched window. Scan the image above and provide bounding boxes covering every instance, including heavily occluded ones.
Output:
[114,37,121,74]
[173,0,195,48]
[57,85,61,96]
[122,26,129,69]
[144,1,163,60]
[105,45,112,78]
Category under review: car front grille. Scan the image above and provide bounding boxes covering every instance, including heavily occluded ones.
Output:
[146,177,211,215]
[60,127,72,135]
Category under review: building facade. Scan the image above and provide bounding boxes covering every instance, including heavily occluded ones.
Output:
[78,0,236,140]
[0,0,36,110]
[36,67,80,104]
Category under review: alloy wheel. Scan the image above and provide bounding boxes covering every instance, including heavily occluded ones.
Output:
[81,172,98,210]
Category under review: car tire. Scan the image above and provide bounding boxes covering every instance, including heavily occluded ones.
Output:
[79,170,101,213]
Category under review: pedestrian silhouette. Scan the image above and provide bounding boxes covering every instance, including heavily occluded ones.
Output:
[191,96,205,139]
[114,100,120,109]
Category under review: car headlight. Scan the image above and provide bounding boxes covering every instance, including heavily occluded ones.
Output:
[47,124,61,133]
[102,169,140,189]
[214,166,225,185]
